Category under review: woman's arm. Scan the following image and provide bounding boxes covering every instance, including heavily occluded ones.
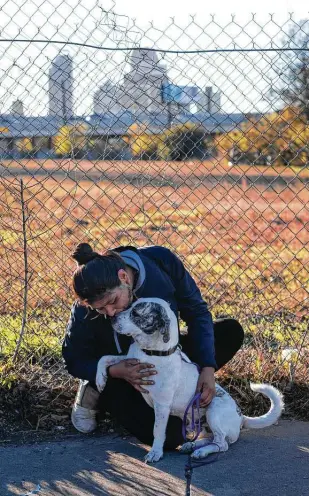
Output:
[152,247,217,406]
[153,247,217,370]
[62,302,105,382]
[62,301,157,391]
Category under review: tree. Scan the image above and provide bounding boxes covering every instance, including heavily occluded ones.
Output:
[53,126,73,156]
[125,124,158,159]
[270,20,309,120]
[159,123,209,161]
[16,138,33,157]
[218,106,309,167]
[125,122,211,161]
[53,124,92,158]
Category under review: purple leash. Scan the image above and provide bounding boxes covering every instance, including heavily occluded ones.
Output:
[182,392,220,496]
[182,392,202,441]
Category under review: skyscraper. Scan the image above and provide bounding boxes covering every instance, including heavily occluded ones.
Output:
[120,49,168,113]
[196,87,221,114]
[11,99,24,116]
[49,54,73,119]
[93,80,121,115]
[93,49,169,116]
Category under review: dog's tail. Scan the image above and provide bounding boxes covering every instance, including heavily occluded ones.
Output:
[242,383,284,429]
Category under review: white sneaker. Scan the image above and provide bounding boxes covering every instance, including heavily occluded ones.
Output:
[71,381,99,434]
[71,404,98,433]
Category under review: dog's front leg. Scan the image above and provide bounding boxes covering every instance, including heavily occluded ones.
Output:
[96,355,126,393]
[144,403,171,463]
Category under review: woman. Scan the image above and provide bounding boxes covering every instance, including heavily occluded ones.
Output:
[63,242,244,449]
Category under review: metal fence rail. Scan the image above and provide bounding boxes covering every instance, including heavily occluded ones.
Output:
[0,1,308,432]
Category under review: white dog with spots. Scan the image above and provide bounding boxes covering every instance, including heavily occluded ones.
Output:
[96,298,284,463]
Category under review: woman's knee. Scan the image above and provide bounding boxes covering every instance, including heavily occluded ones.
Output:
[214,318,244,344]
[227,318,244,344]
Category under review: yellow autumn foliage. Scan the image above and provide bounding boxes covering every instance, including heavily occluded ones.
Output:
[126,124,159,158]
[217,106,309,166]
[16,137,33,154]
[126,122,209,160]
[53,124,90,156]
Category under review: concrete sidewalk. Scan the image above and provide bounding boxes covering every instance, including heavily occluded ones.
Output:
[1,420,308,496]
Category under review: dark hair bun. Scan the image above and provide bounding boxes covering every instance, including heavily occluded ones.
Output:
[72,243,98,266]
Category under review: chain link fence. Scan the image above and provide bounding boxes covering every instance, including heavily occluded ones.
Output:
[0,1,309,435]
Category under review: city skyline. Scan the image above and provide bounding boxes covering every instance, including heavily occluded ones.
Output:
[4,50,222,119]
[0,0,305,117]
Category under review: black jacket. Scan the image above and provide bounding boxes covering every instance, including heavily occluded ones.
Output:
[62,246,216,382]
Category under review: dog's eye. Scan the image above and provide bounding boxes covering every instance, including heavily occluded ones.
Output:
[131,307,140,318]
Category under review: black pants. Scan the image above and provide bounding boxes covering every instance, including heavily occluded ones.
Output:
[98,318,244,450]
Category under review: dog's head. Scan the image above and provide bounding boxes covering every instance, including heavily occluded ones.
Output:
[112,297,177,348]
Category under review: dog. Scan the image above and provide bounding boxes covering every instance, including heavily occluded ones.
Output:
[96,297,284,463]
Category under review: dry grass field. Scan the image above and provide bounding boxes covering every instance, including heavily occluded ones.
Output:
[0,160,308,435]
[2,157,309,180]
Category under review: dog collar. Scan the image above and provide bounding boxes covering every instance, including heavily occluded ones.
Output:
[141,343,179,357]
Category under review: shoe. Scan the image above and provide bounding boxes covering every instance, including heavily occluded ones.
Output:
[71,380,100,433]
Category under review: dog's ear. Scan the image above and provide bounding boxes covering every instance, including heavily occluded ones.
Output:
[159,306,170,343]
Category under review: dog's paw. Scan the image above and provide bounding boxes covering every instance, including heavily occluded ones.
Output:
[95,358,109,392]
[144,448,163,463]
[95,372,107,393]
[191,444,220,460]
[179,442,195,454]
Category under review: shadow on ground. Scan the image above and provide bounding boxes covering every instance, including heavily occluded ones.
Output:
[1,421,308,496]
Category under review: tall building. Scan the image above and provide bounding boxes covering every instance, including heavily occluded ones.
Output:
[196,86,221,113]
[93,80,121,115]
[93,49,169,116]
[120,49,168,113]
[211,89,221,113]
[49,54,73,119]
[11,99,24,116]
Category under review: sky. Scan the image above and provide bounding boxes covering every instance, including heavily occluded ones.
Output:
[0,0,308,116]
[114,0,308,23]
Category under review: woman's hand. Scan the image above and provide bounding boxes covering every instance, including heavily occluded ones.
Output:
[196,367,216,407]
[109,359,157,393]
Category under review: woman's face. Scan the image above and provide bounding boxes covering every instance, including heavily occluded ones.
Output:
[90,269,134,317]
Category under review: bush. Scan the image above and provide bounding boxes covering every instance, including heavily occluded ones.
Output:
[53,124,93,158]
[160,123,208,161]
[125,124,159,159]
[125,122,211,161]
[218,106,309,167]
